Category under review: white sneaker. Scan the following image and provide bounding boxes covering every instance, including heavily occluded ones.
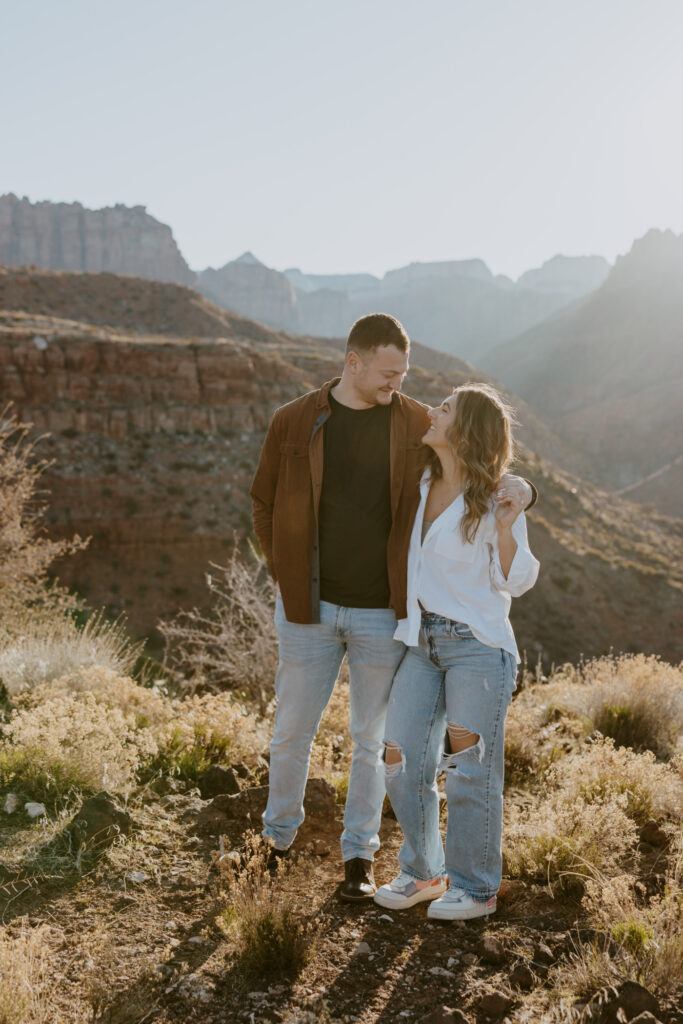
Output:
[374,871,447,909]
[427,886,497,920]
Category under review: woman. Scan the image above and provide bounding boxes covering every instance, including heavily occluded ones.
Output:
[374,382,539,920]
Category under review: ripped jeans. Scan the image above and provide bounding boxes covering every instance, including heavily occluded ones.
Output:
[383,613,517,900]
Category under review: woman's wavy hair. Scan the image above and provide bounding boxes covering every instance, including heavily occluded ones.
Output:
[425,382,517,543]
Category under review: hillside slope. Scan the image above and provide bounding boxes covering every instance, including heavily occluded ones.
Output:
[481,229,683,513]
[0,269,680,665]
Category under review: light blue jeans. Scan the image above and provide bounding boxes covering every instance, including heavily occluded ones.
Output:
[384,613,516,900]
[262,596,405,861]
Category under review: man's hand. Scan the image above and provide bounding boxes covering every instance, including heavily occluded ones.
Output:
[495,474,531,529]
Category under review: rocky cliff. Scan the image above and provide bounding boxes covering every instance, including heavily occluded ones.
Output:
[0,194,194,285]
[1,268,681,666]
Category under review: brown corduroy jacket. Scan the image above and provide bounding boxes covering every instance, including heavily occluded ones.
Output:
[250,378,430,624]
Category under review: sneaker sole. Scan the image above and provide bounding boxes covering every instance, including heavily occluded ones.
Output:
[374,882,447,910]
[427,899,496,921]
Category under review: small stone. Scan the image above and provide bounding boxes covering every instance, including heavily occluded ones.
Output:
[25,802,46,818]
[476,934,507,965]
[509,962,535,989]
[164,921,178,931]
[354,941,371,956]
[428,966,456,978]
[533,942,554,966]
[187,936,205,945]
[126,870,148,883]
[33,335,48,350]
[3,793,19,814]
[378,914,394,923]
[478,991,513,1016]
[446,956,459,968]
[639,820,668,846]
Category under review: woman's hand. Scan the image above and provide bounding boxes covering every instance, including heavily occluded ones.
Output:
[494,483,528,530]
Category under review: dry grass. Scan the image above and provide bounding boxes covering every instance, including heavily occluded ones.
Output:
[0,922,51,1024]
[1,663,268,801]
[549,837,683,1011]
[545,655,683,759]
[0,613,143,698]
[504,737,682,893]
[0,690,157,800]
[158,548,277,708]
[215,832,319,985]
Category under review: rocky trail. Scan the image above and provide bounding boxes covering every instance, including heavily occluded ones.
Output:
[2,769,679,1024]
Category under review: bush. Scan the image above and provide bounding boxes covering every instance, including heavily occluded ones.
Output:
[0,615,144,697]
[158,548,277,708]
[0,689,157,800]
[549,655,683,759]
[0,413,86,642]
[504,738,682,893]
[216,833,317,984]
[150,691,268,783]
[552,835,683,1002]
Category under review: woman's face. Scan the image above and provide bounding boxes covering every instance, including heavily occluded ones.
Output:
[422,394,457,448]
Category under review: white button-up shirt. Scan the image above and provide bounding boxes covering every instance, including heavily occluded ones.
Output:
[394,471,540,662]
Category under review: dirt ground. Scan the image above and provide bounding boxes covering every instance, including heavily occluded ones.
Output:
[2,783,681,1024]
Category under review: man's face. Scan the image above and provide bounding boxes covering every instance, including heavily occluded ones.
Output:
[348,345,409,406]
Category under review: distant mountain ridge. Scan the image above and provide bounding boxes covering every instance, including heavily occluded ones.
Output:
[0,194,193,285]
[0,195,610,362]
[199,250,610,361]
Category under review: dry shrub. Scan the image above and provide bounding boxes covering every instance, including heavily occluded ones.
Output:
[0,414,86,641]
[0,690,157,800]
[549,654,683,759]
[582,834,683,995]
[552,836,683,1006]
[0,922,50,1023]
[504,685,581,785]
[15,665,172,730]
[152,691,269,783]
[159,549,277,708]
[504,738,682,892]
[0,613,143,697]
[216,832,318,984]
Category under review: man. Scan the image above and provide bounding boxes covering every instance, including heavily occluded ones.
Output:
[251,313,534,901]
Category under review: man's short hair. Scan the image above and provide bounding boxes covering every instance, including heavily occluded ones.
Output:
[346,313,410,356]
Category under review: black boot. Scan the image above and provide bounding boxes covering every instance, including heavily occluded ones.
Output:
[339,857,376,902]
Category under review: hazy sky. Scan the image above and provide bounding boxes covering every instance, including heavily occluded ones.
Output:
[3,0,683,279]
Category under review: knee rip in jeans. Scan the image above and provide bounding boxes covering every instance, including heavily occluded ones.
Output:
[382,740,406,778]
[440,722,485,772]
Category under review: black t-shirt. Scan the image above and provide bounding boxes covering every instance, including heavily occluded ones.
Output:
[318,393,392,608]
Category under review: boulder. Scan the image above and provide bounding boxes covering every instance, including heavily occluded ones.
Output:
[600,982,660,1023]
[68,792,132,849]
[478,991,513,1017]
[198,765,241,799]
[476,934,507,966]
[196,777,336,833]
[509,962,535,989]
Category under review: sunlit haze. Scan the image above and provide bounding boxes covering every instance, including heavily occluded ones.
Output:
[3,0,683,278]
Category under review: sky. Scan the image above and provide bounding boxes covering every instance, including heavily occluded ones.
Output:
[2,0,683,279]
